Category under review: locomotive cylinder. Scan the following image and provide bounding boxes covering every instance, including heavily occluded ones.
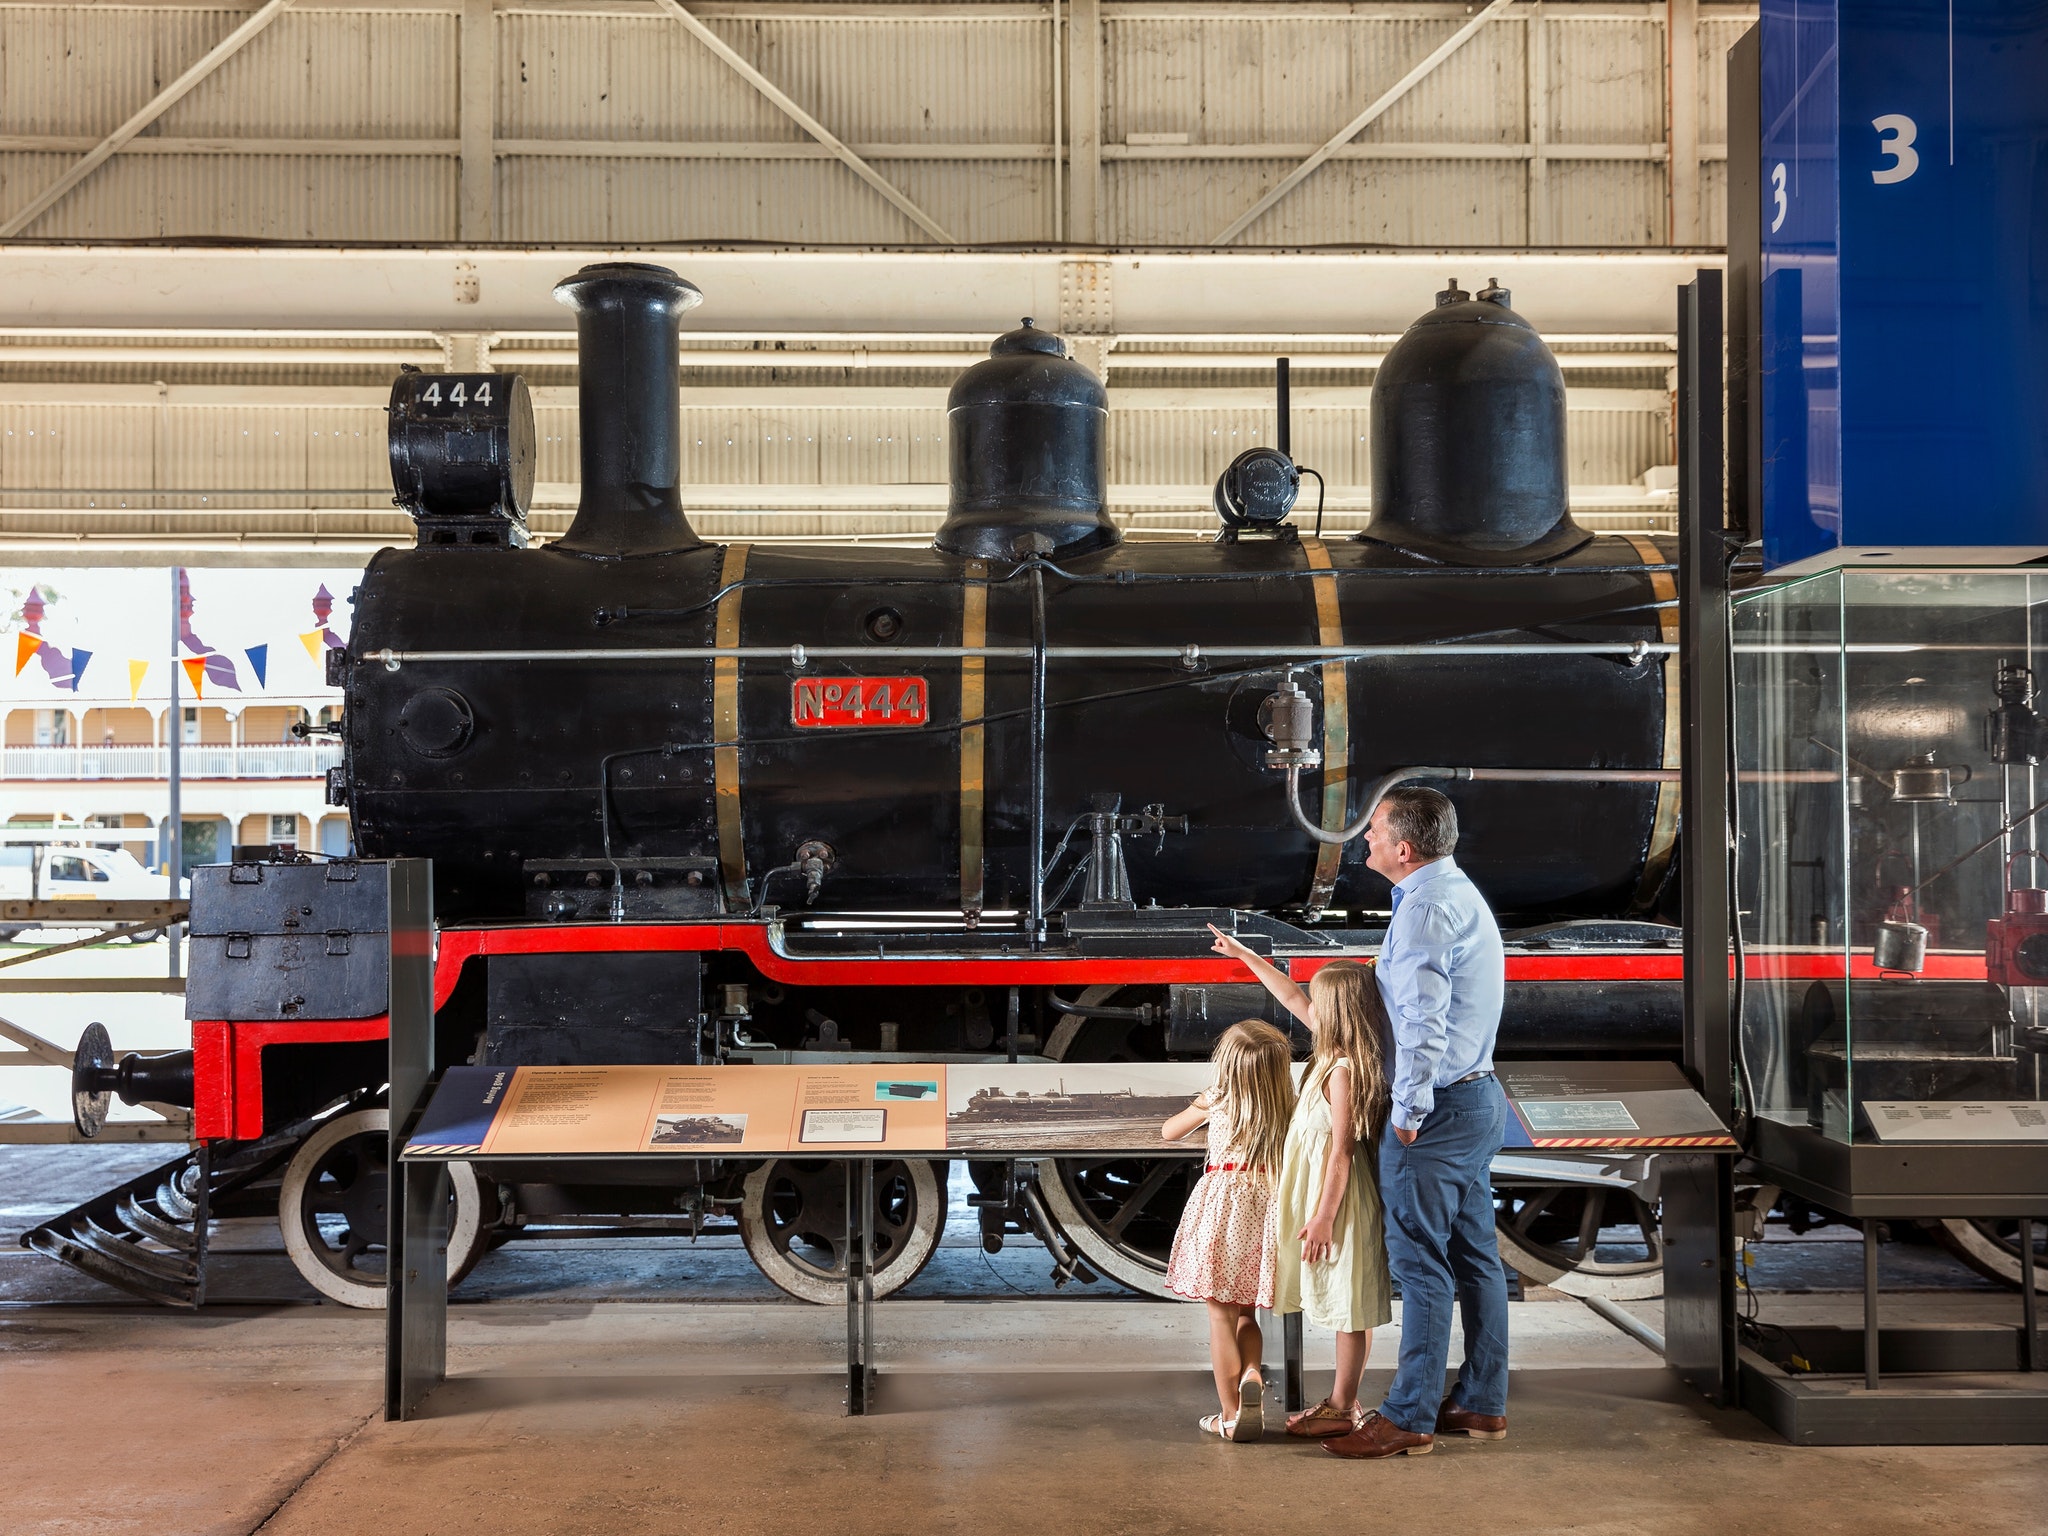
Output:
[936,320,1115,561]
[552,263,705,558]
[1366,279,1586,565]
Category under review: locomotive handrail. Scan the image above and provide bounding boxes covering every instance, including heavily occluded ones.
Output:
[368,641,1678,668]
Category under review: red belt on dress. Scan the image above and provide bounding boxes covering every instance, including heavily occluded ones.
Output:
[1205,1162,1267,1173]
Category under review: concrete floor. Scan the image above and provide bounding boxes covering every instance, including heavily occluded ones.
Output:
[8,1295,2048,1536]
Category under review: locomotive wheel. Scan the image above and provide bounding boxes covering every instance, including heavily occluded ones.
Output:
[1039,985,1188,1297]
[277,1108,495,1309]
[1932,1217,2048,1291]
[738,1158,943,1305]
[1493,1183,1664,1301]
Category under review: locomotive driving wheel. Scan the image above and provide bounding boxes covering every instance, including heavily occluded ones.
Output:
[1037,985,1189,1298]
[277,1107,496,1308]
[1933,1218,2048,1291]
[1493,1182,1664,1300]
[738,1158,944,1304]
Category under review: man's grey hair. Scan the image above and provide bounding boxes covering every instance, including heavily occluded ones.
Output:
[1378,786,1458,860]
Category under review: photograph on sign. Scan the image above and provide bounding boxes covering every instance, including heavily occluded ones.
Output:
[650,1112,747,1147]
[1518,1100,1641,1135]
[876,1079,938,1101]
[945,1063,1213,1151]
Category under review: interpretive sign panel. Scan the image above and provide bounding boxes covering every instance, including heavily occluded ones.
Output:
[404,1062,1210,1159]
[1863,1101,2048,1144]
[1497,1061,1736,1150]
[405,1057,1734,1159]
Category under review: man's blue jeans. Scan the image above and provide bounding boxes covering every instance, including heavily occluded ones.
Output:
[1376,1073,1510,1433]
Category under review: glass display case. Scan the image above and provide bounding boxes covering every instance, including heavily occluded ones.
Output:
[1734,567,2048,1159]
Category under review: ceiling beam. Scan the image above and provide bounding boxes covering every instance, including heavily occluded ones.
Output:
[1209,0,1518,245]
[649,0,955,244]
[0,0,297,239]
[0,248,1721,336]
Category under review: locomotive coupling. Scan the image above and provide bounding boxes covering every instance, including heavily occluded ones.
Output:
[1258,673,1322,771]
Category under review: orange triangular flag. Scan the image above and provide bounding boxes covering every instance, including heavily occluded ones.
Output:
[14,632,38,675]
[181,656,207,699]
[127,659,149,701]
[299,629,327,661]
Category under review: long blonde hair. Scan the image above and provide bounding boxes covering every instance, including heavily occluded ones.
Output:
[1209,1020,1295,1173]
[1305,960,1391,1145]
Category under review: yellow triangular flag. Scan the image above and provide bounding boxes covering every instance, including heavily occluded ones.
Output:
[299,629,327,661]
[182,656,207,699]
[14,632,38,675]
[128,659,149,701]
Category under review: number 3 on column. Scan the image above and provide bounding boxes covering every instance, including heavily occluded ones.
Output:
[1872,114,1919,184]
[1769,163,1787,232]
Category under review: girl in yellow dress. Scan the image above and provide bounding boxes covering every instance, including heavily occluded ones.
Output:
[1208,935,1394,1436]
[1161,1019,1296,1442]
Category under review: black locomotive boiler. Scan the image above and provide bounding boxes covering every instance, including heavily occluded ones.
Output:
[105,263,1694,1308]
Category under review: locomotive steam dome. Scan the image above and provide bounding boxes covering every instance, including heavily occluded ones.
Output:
[1365,279,1588,565]
[936,319,1114,562]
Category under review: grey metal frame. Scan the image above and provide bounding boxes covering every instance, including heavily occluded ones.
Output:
[1665,265,1739,1407]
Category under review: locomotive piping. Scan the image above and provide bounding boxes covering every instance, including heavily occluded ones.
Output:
[1281,764,1687,848]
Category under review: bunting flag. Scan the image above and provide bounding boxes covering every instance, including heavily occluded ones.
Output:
[13,632,37,675]
[181,656,208,699]
[127,659,150,701]
[298,628,328,662]
[244,644,268,688]
[68,649,91,691]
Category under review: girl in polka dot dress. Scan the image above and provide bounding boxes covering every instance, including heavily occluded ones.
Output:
[1161,1019,1296,1442]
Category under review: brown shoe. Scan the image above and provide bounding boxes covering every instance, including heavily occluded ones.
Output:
[1323,1409,1434,1459]
[1285,1398,1360,1438]
[1435,1401,1507,1440]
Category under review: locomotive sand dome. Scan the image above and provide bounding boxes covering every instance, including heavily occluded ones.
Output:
[57,264,1686,1311]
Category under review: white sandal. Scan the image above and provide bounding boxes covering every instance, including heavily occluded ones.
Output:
[1199,1413,1237,1440]
[1233,1371,1263,1441]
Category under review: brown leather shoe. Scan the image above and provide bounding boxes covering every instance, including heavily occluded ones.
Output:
[1322,1410,1434,1459]
[1435,1401,1507,1440]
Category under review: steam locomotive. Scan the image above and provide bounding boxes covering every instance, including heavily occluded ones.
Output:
[54,263,1693,1309]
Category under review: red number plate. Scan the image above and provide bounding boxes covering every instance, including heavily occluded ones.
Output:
[791,676,929,728]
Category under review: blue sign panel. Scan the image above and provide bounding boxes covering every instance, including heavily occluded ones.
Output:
[1757,2,2048,569]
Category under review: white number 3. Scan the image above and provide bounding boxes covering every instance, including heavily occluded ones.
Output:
[1872,114,1919,184]
[1769,162,1788,233]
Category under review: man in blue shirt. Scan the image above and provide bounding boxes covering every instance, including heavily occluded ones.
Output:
[1326,785,1510,1459]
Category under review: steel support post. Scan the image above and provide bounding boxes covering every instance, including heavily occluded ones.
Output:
[2021,1218,2039,1372]
[1666,265,1738,1405]
[845,1159,877,1414]
[383,859,445,1422]
[1283,1311,1305,1412]
[1864,1219,1882,1390]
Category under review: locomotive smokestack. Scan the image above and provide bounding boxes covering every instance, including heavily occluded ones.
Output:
[936,320,1116,563]
[552,263,704,557]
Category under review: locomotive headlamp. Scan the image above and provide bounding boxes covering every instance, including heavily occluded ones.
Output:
[387,366,536,547]
[1214,446,1301,530]
[1258,673,1322,771]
